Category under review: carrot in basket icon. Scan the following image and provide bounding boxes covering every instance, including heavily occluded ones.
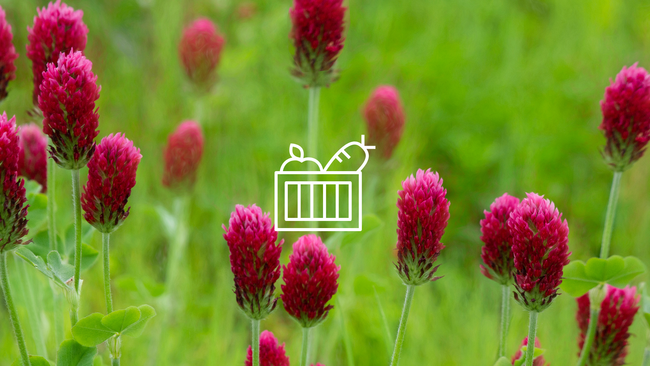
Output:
[274,136,375,232]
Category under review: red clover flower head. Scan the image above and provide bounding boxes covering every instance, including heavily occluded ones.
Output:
[39,50,100,170]
[223,204,283,320]
[0,6,18,102]
[162,121,204,190]
[363,86,405,159]
[480,193,520,285]
[281,234,340,328]
[245,330,290,366]
[576,285,639,366]
[395,169,449,286]
[178,18,225,90]
[81,133,141,234]
[509,193,570,313]
[600,63,650,171]
[289,0,346,87]
[26,0,88,104]
[511,337,547,366]
[0,113,29,253]
[18,124,48,192]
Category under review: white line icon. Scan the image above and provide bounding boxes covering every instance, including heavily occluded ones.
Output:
[274,136,375,232]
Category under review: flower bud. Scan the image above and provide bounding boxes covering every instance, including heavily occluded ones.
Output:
[363,86,405,159]
[18,124,48,192]
[0,6,18,102]
[178,18,225,91]
[245,330,289,366]
[162,121,204,189]
[479,193,520,285]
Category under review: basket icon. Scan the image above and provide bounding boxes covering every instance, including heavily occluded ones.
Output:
[274,136,375,232]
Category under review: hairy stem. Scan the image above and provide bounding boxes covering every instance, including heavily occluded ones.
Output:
[71,169,82,325]
[525,311,538,366]
[576,309,599,366]
[300,327,311,366]
[251,319,260,366]
[308,87,321,160]
[103,232,114,314]
[499,284,511,358]
[390,285,415,366]
[600,171,622,258]
[1,253,32,366]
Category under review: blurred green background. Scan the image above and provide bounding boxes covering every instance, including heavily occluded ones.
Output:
[2,0,650,364]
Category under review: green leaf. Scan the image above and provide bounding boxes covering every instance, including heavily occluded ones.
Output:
[560,260,599,297]
[12,356,52,366]
[72,313,117,347]
[56,340,97,366]
[47,251,75,284]
[607,257,646,287]
[494,357,511,366]
[25,230,50,259]
[353,274,386,296]
[24,180,43,197]
[15,247,73,290]
[121,304,156,337]
[101,307,141,334]
[79,244,99,272]
[561,256,646,297]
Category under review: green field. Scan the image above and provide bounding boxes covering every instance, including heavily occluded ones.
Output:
[2,0,650,364]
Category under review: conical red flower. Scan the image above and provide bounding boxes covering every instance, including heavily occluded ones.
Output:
[223,204,283,320]
[281,234,340,328]
[39,50,100,170]
[600,63,650,171]
[363,86,405,159]
[289,0,346,87]
[511,337,548,366]
[395,169,449,286]
[509,193,570,312]
[0,112,29,253]
[480,193,520,285]
[576,285,639,366]
[0,6,18,102]
[18,124,48,192]
[178,18,225,90]
[26,0,88,104]
[81,133,141,234]
[162,121,204,189]
[245,330,290,366]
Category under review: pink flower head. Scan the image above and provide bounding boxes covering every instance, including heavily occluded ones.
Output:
[363,86,405,159]
[511,337,548,366]
[245,330,290,366]
[395,169,449,286]
[18,124,48,192]
[81,133,141,234]
[39,50,100,170]
[223,204,284,320]
[509,193,570,312]
[480,193,520,285]
[289,0,346,87]
[576,286,639,366]
[600,63,650,171]
[0,113,29,253]
[0,6,18,102]
[178,18,225,90]
[26,0,88,105]
[281,234,340,328]
[162,121,204,189]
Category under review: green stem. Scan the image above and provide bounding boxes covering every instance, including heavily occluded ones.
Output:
[112,359,120,366]
[251,319,260,366]
[102,232,114,314]
[1,253,32,366]
[499,284,510,358]
[71,169,82,325]
[600,171,622,258]
[525,311,538,366]
[300,327,311,366]
[307,87,321,160]
[390,285,415,366]
[576,309,599,366]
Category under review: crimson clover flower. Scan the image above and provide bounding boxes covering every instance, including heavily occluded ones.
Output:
[178,18,225,90]
[509,193,570,313]
[289,0,346,87]
[26,0,88,104]
[0,112,29,253]
[223,204,283,320]
[281,234,340,328]
[511,337,547,366]
[18,124,48,192]
[600,63,650,171]
[576,285,639,366]
[245,330,290,366]
[363,86,405,159]
[480,193,520,285]
[395,169,449,286]
[0,6,18,102]
[81,133,141,234]
[39,50,100,170]
[162,121,204,189]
